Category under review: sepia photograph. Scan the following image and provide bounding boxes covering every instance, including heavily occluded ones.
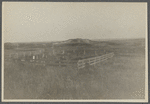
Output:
[2,2,148,102]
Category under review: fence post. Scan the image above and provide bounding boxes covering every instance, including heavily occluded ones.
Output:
[16,53,18,58]
[9,54,12,58]
[23,52,25,57]
[93,57,96,67]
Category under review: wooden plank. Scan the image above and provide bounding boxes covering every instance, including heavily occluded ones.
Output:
[77,52,114,69]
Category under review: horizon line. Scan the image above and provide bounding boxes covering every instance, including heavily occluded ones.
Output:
[4,37,145,43]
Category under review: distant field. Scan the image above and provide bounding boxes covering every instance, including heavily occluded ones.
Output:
[4,38,146,99]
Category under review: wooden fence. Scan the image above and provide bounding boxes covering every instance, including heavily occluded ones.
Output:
[77,52,114,69]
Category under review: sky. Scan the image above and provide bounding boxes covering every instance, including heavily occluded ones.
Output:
[3,2,147,42]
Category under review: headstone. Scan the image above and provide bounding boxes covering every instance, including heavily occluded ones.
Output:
[62,50,64,54]
[33,56,35,59]
[42,54,44,58]
[53,50,55,55]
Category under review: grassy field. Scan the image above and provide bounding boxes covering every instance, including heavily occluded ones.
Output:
[4,38,145,99]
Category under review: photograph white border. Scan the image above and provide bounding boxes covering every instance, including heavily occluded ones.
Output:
[1,2,148,102]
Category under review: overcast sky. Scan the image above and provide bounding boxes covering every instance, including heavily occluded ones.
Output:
[3,2,147,42]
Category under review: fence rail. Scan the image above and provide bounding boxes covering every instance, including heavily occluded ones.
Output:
[77,52,114,69]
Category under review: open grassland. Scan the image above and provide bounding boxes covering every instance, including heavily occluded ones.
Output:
[4,38,145,99]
